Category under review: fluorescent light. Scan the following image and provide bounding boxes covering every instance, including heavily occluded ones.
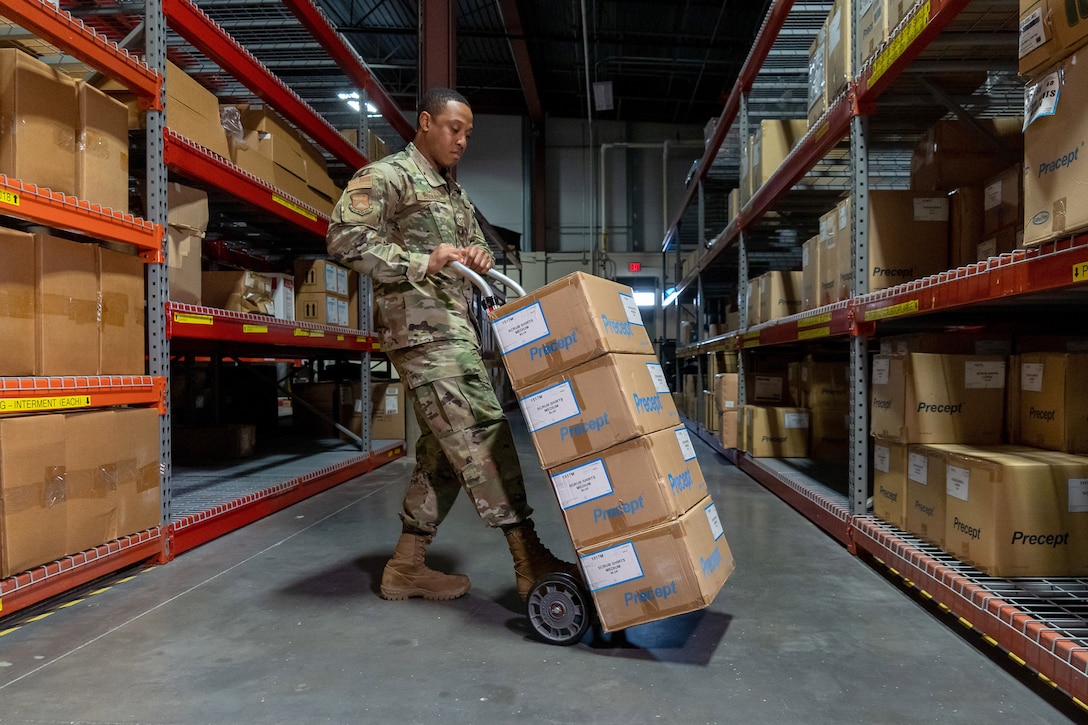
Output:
[634,291,656,307]
[337,92,378,115]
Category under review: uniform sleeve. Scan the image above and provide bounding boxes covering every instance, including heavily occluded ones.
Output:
[326,165,430,284]
[464,197,495,263]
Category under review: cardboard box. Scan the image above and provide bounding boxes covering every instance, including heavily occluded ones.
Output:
[832,198,854,298]
[0,49,79,197]
[879,332,978,356]
[491,272,653,391]
[802,235,821,311]
[983,165,1023,236]
[229,128,277,185]
[113,407,162,536]
[201,271,274,315]
[752,120,808,189]
[810,405,849,460]
[76,80,129,212]
[166,183,208,304]
[714,373,739,415]
[728,188,741,222]
[98,246,146,374]
[1023,53,1088,246]
[341,380,406,441]
[758,271,803,322]
[870,353,1007,444]
[872,438,908,528]
[64,410,119,555]
[239,106,310,201]
[906,443,978,548]
[867,191,949,292]
[742,406,810,458]
[36,234,99,376]
[978,226,1023,259]
[745,277,761,326]
[295,259,348,295]
[1019,0,1060,78]
[747,372,788,406]
[518,353,680,469]
[173,424,256,462]
[825,0,853,98]
[292,381,339,437]
[295,291,347,326]
[1015,353,1088,453]
[800,359,849,409]
[266,272,295,321]
[0,414,69,577]
[911,118,1024,192]
[165,62,229,159]
[943,446,1088,577]
[740,135,754,203]
[719,410,739,449]
[860,0,890,64]
[808,26,828,126]
[949,187,985,268]
[0,227,36,376]
[548,426,707,550]
[578,497,734,633]
[817,207,842,305]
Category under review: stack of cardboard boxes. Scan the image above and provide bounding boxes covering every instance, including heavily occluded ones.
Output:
[869,332,1088,577]
[492,271,734,632]
[293,259,358,328]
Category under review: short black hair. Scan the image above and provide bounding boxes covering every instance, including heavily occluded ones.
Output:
[417,88,470,126]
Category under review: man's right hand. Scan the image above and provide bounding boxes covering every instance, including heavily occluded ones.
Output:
[426,243,465,275]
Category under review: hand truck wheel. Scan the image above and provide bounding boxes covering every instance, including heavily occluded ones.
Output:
[525,572,592,646]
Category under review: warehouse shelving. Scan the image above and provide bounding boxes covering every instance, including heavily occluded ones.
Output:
[0,0,412,619]
[667,0,1088,707]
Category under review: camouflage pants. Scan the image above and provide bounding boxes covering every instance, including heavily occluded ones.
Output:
[386,339,532,535]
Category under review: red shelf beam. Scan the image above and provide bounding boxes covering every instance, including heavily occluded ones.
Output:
[1,0,160,104]
[163,0,365,171]
[0,176,163,256]
[0,376,166,415]
[163,131,329,239]
[0,528,165,618]
[169,443,405,556]
[282,0,414,144]
[737,302,853,349]
[166,302,375,351]
[736,454,853,546]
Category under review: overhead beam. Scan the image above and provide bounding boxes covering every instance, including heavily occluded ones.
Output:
[495,0,542,121]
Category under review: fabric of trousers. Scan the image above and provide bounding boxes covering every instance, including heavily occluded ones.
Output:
[386,339,532,534]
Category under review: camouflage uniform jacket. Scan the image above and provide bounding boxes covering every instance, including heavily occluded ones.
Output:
[326,142,492,351]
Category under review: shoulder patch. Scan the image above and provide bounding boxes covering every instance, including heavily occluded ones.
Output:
[347,174,372,193]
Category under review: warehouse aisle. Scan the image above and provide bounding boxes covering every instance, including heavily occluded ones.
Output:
[0,418,1073,724]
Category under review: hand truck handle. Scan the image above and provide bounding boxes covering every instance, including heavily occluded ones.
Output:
[450,262,526,307]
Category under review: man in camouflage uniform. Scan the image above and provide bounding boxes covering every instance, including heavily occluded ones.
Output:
[327,87,577,603]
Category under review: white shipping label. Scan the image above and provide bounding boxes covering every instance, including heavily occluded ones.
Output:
[354,399,363,414]
[323,264,337,292]
[1021,362,1045,393]
[947,465,971,502]
[724,400,736,409]
[551,459,613,510]
[384,393,398,414]
[984,180,1003,211]
[820,215,836,241]
[492,303,550,355]
[754,375,784,401]
[874,444,891,474]
[837,203,848,230]
[647,363,670,394]
[964,360,1006,389]
[619,292,645,326]
[519,382,580,433]
[1019,8,1047,60]
[580,542,645,592]
[829,7,842,49]
[784,412,810,430]
[1068,479,1088,513]
[1024,70,1061,130]
[675,427,697,461]
[872,357,890,386]
[705,502,724,540]
[908,452,928,484]
[913,197,950,222]
[803,245,810,265]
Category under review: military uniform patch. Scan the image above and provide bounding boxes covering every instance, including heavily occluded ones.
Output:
[351,191,371,213]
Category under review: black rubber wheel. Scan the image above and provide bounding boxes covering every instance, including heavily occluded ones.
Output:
[526,572,592,646]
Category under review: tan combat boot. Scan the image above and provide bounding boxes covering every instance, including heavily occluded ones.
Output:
[380,532,471,601]
[504,520,582,601]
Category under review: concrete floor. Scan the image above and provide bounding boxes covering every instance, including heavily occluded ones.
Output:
[0,420,1075,724]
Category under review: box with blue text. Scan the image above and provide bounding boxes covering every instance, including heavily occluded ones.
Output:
[578,496,734,632]
[490,272,653,391]
[547,426,708,549]
[518,353,680,469]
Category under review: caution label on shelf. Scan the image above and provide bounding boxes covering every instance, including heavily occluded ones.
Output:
[798,312,832,328]
[869,1,930,88]
[272,194,318,222]
[864,299,920,322]
[0,189,20,207]
[0,395,92,413]
[173,313,214,326]
[242,324,268,334]
[1074,262,1088,283]
[798,327,831,340]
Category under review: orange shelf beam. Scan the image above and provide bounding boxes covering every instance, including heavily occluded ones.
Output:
[737,301,854,349]
[0,376,166,415]
[1,0,160,104]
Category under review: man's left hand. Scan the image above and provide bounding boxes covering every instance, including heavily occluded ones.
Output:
[462,246,493,275]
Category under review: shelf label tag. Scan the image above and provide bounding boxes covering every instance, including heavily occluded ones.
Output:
[947,465,970,502]
[798,312,832,328]
[173,313,213,326]
[742,331,761,348]
[798,326,831,340]
[0,395,92,413]
[1069,479,1088,513]
[271,194,318,222]
[0,189,20,207]
[1074,261,1088,283]
[869,0,930,88]
[293,329,311,337]
[551,459,613,510]
[964,361,1006,389]
[242,324,268,334]
[908,452,928,484]
[580,542,644,592]
[864,299,919,321]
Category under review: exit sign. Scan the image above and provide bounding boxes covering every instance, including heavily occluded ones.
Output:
[628,262,642,272]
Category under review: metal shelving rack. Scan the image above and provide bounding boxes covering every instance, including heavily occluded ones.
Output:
[0,0,411,619]
[666,0,1088,709]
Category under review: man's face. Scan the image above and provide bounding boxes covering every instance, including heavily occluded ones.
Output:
[417,100,473,171]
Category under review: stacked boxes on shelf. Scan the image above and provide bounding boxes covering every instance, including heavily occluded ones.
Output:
[491,271,734,632]
[294,258,358,328]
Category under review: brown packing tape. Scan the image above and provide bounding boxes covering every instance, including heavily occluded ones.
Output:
[66,464,118,500]
[1053,197,1067,233]
[0,290,35,319]
[0,469,68,514]
[99,291,132,328]
[40,293,99,324]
